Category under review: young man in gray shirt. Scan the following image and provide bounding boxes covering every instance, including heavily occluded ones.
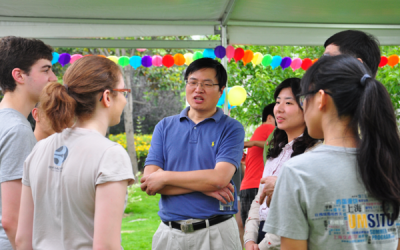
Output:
[0,36,57,249]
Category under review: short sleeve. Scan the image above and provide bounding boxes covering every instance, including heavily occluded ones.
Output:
[96,145,135,186]
[0,124,36,183]
[144,120,165,169]
[263,163,309,240]
[215,121,245,169]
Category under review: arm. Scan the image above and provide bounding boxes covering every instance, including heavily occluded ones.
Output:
[1,180,22,249]
[244,140,266,149]
[281,237,307,250]
[93,180,128,250]
[141,161,236,194]
[15,185,34,250]
[244,185,263,247]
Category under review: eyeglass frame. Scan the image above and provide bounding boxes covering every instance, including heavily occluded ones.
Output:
[186,80,219,89]
[99,88,131,102]
[297,89,332,108]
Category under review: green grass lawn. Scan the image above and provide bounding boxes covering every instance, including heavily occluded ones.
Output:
[121,184,161,250]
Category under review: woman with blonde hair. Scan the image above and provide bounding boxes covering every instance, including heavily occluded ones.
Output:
[16,56,135,250]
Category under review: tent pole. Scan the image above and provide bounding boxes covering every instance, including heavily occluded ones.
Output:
[221,25,229,115]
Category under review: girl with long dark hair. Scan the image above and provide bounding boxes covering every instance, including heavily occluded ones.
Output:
[16,56,135,250]
[244,78,319,250]
[264,55,400,249]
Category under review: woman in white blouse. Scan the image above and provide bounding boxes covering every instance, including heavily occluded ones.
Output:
[244,78,320,250]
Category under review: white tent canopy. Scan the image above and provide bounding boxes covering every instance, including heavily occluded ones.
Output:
[1,0,400,48]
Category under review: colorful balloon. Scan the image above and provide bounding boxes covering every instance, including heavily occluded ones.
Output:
[270,56,282,69]
[228,86,247,106]
[129,56,142,69]
[301,58,313,70]
[280,57,292,70]
[242,50,254,66]
[136,48,147,52]
[312,58,318,64]
[107,56,119,64]
[379,56,388,68]
[290,58,302,71]
[214,46,226,59]
[226,45,235,62]
[152,55,163,67]
[173,53,185,66]
[261,54,273,67]
[51,52,59,65]
[217,88,226,106]
[234,48,244,63]
[203,48,215,59]
[387,55,399,67]
[58,53,71,67]
[118,56,130,67]
[97,55,106,58]
[162,54,174,68]
[251,52,263,67]
[184,53,194,65]
[142,56,152,68]
[70,54,83,64]
[193,51,203,61]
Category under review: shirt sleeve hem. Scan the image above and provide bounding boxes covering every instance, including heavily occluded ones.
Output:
[0,174,23,183]
[216,158,239,168]
[262,224,308,240]
[144,160,164,169]
[96,173,136,186]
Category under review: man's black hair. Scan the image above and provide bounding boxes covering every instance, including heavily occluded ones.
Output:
[184,58,227,90]
[324,30,380,76]
[262,103,275,122]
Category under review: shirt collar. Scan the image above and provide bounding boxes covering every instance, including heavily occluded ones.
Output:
[179,107,224,123]
[285,133,303,148]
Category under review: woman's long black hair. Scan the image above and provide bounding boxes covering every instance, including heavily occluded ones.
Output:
[267,78,319,159]
[301,55,400,221]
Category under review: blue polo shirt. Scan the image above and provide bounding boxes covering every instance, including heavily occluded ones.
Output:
[145,107,245,221]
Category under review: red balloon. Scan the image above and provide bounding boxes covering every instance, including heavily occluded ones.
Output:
[162,54,174,68]
[234,48,244,62]
[301,58,313,70]
[379,56,388,68]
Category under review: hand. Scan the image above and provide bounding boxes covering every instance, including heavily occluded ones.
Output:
[245,241,260,250]
[203,183,235,203]
[244,141,255,148]
[259,176,277,205]
[140,169,166,195]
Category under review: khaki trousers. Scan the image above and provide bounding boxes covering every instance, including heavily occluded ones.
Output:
[152,217,242,250]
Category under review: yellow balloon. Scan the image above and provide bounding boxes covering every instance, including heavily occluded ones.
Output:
[228,86,247,106]
[252,52,263,67]
[184,53,194,65]
[107,56,119,64]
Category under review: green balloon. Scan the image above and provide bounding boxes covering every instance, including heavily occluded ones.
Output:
[262,54,273,67]
[118,56,130,67]
[193,51,204,61]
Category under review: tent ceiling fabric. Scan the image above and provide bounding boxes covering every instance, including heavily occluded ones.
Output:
[0,0,400,46]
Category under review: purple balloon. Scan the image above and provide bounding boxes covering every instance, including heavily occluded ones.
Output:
[281,57,292,70]
[214,46,226,59]
[58,53,71,67]
[141,56,152,68]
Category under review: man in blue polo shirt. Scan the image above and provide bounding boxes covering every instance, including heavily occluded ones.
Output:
[141,58,244,249]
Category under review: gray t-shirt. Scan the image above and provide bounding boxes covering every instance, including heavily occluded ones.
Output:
[264,145,400,250]
[0,108,36,249]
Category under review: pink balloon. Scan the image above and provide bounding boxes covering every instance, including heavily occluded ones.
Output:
[226,45,235,62]
[70,54,83,64]
[290,58,302,71]
[136,48,147,52]
[152,55,162,67]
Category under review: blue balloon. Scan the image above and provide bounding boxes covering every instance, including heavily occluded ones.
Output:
[129,56,142,69]
[271,56,282,70]
[217,89,226,106]
[51,52,59,65]
[228,103,236,110]
[203,48,216,59]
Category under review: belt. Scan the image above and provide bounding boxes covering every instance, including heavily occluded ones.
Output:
[163,214,233,233]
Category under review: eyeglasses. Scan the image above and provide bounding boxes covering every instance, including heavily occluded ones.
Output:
[99,88,131,101]
[298,89,332,108]
[186,81,219,89]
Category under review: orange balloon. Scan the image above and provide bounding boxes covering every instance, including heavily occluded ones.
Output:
[98,55,106,58]
[173,53,185,66]
[387,55,399,68]
[312,58,318,64]
[242,50,254,66]
[83,54,93,57]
